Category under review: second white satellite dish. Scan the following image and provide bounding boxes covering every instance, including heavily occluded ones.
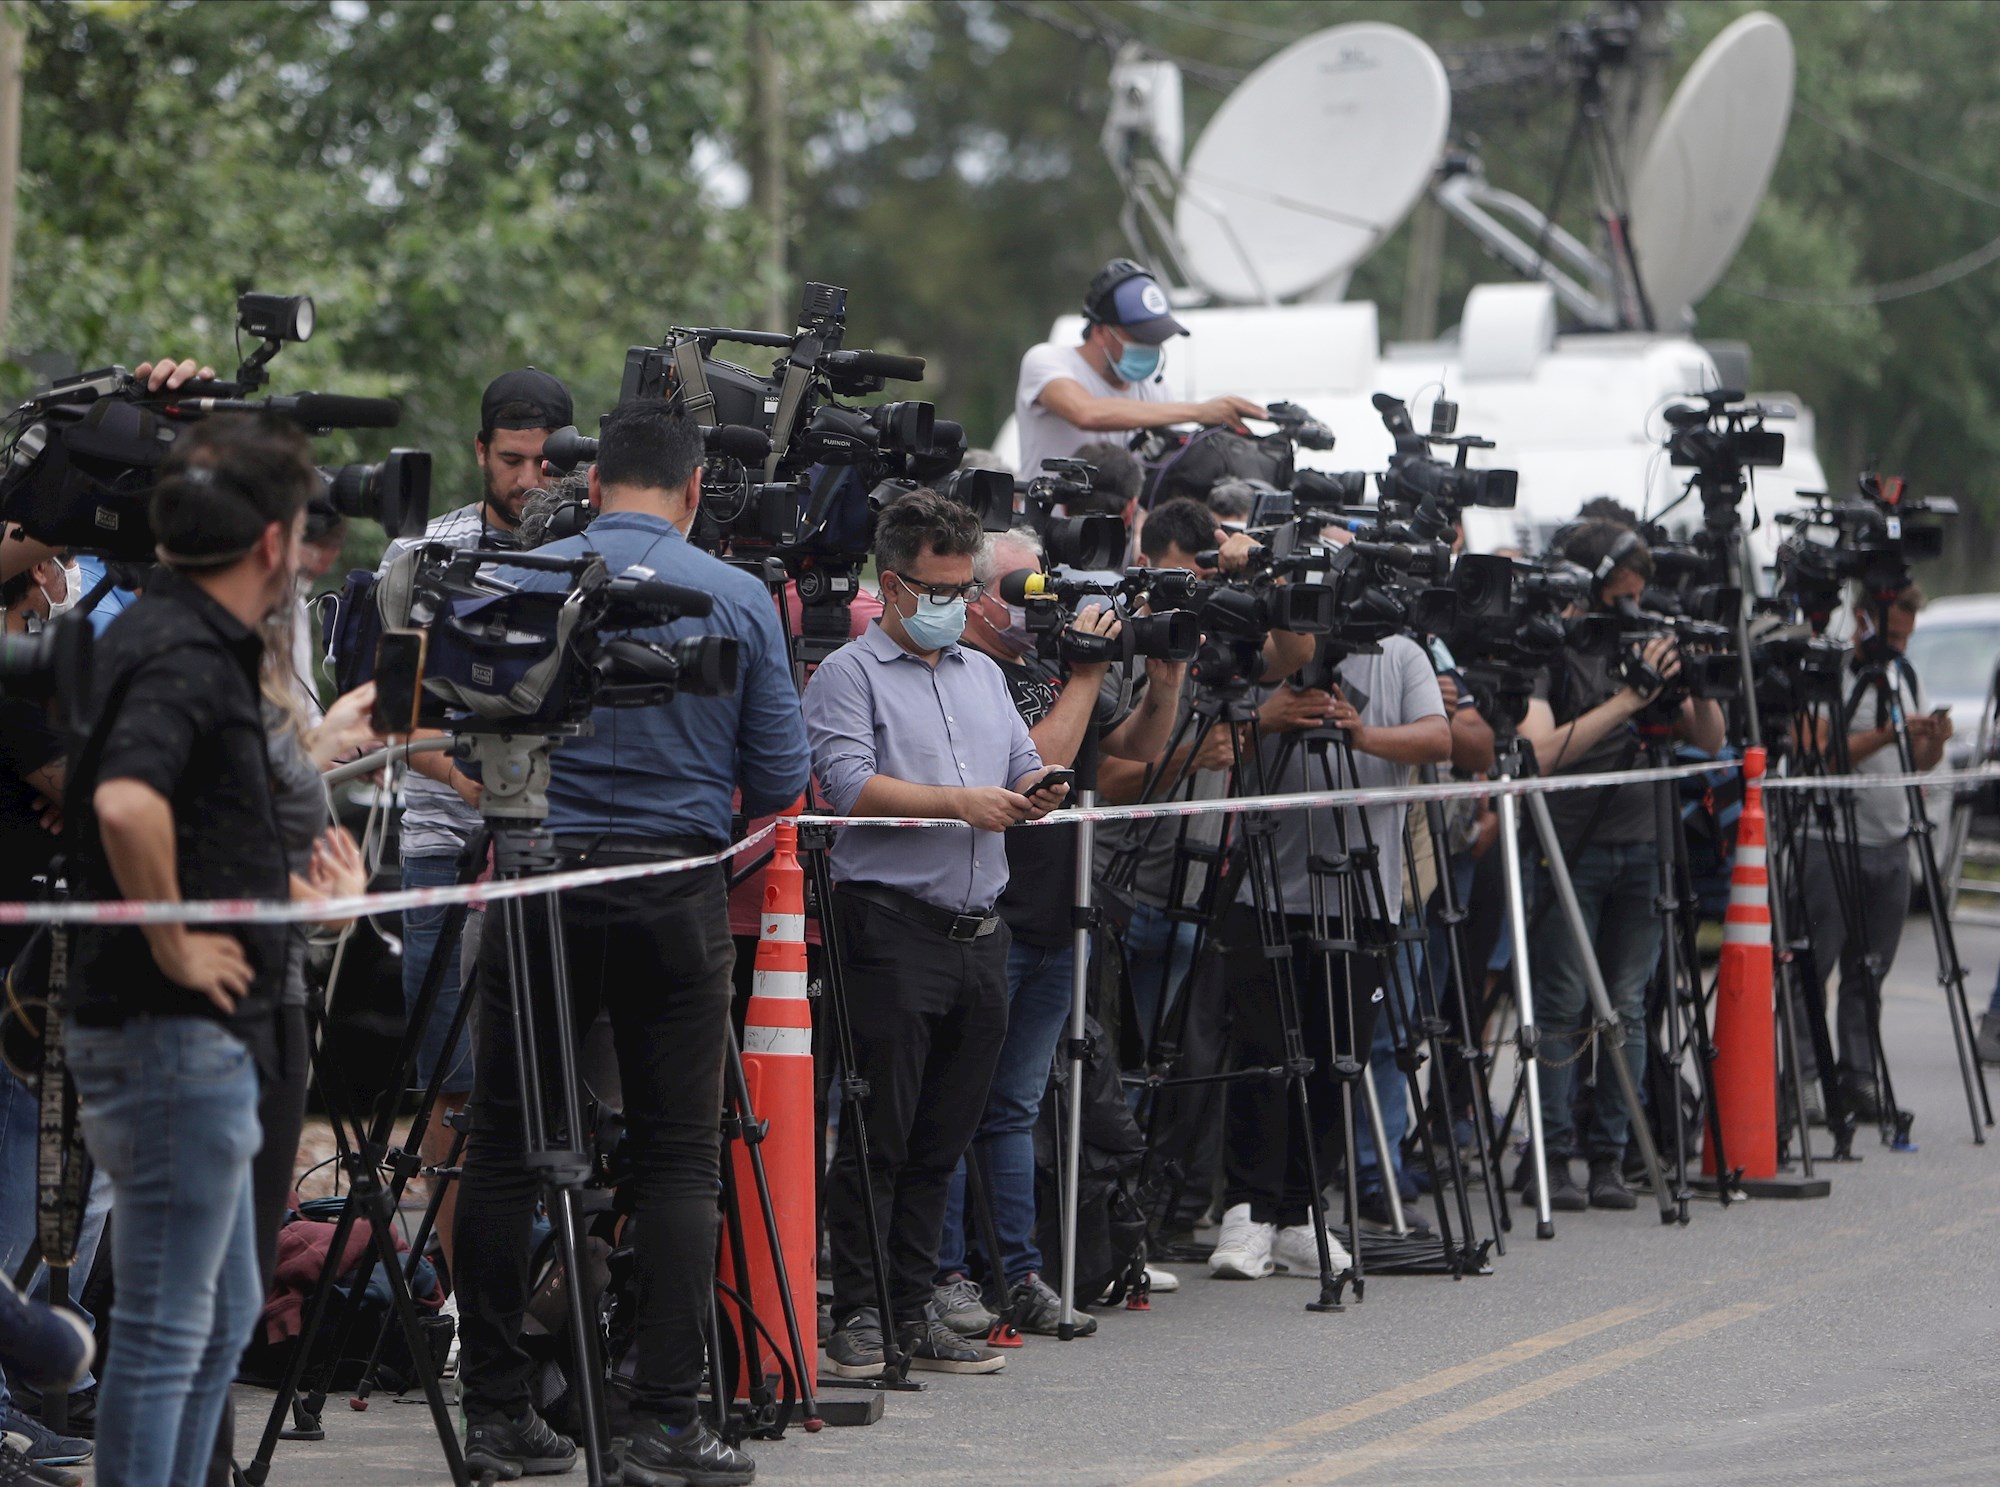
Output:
[1629,11,1795,328]
[1174,23,1449,305]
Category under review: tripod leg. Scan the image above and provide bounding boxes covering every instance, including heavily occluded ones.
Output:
[1058,787,1097,1339]
[1525,793,1676,1225]
[1497,791,1555,1240]
[1356,1060,1404,1236]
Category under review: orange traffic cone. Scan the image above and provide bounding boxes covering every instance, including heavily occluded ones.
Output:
[1708,747,1776,1181]
[726,811,817,1394]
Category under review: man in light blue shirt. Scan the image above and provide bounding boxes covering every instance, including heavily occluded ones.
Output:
[454,400,806,1486]
[803,489,1065,1378]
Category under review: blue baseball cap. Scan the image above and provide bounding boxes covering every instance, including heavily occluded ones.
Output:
[1106,272,1190,345]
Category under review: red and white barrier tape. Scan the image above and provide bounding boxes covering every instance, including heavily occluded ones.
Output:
[9,759,2000,927]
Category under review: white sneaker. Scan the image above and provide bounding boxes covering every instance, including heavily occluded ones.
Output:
[1272,1220,1352,1277]
[440,1290,461,1377]
[1144,1264,1180,1294]
[1207,1203,1276,1279]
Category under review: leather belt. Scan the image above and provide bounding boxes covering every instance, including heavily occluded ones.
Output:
[837,881,1001,942]
[550,834,720,862]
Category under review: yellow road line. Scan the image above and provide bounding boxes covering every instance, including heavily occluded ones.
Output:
[1267,1301,1771,1486]
[1123,1298,1668,1487]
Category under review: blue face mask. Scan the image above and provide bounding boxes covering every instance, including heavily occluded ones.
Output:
[1111,337,1162,384]
[896,584,967,651]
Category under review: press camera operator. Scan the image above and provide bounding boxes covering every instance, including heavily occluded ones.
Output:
[929,524,1182,1339]
[1515,519,1724,1212]
[63,412,359,1487]
[1014,260,1266,485]
[803,490,1068,1378]
[454,399,807,1485]
[1207,627,1451,1280]
[1094,497,1316,1057]
[1797,581,1948,1119]
[376,367,573,1285]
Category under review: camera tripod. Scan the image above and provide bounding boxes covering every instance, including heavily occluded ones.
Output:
[1410,769,1512,1252]
[1634,717,1731,1218]
[1475,667,1676,1236]
[793,816,929,1388]
[1115,667,1352,1310]
[245,832,485,1487]
[1264,706,1490,1277]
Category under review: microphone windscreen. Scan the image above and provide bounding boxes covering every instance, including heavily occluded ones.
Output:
[290,393,403,429]
[997,568,1044,606]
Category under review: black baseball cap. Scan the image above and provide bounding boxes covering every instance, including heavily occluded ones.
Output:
[480,367,573,436]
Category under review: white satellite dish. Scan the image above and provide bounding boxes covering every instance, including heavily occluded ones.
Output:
[1629,12,1795,329]
[1174,23,1449,305]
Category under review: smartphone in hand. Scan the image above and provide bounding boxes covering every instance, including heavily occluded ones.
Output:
[1030,767,1076,798]
[370,629,428,736]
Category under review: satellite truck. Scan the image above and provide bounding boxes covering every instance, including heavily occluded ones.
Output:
[993,10,1827,571]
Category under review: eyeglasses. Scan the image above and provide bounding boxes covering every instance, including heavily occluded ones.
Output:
[892,572,985,606]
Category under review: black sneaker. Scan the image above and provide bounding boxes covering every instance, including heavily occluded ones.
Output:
[1520,1160,1587,1213]
[1007,1273,1096,1337]
[622,1417,753,1487]
[823,1308,886,1380]
[6,1384,93,1441]
[898,1315,1006,1374]
[464,1408,576,1478]
[0,1439,78,1487]
[1587,1159,1637,1210]
[4,1412,90,1469]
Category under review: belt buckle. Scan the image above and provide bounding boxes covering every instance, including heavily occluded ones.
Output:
[949,913,984,942]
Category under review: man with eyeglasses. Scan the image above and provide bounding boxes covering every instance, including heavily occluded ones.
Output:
[803,490,1069,1379]
[1798,580,1949,1120]
[1013,259,1266,489]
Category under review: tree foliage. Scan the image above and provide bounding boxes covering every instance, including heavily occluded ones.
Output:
[16,1,2000,588]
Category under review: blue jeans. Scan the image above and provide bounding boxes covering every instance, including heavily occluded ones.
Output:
[936,939,1075,1286]
[1529,843,1661,1163]
[1124,901,1198,1058]
[68,1017,263,1487]
[0,1066,111,1411]
[401,850,474,1094]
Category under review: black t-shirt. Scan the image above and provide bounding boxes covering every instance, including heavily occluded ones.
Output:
[994,653,1077,947]
[66,571,290,1072]
[1534,645,1652,848]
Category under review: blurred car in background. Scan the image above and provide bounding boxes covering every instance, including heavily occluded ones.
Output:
[1907,595,2000,915]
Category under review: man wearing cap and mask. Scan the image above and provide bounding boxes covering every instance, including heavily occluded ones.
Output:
[374,366,573,1289]
[1013,260,1267,487]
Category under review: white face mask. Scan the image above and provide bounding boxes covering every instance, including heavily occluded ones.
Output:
[39,561,80,620]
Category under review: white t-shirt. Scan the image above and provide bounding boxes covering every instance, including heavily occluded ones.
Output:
[1845,657,1927,847]
[1013,340,1169,483]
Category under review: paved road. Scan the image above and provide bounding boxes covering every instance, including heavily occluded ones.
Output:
[167,922,2000,1487]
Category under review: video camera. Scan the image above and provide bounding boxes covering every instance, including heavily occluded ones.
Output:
[1663,388,1787,506]
[1573,598,1740,707]
[1370,393,1517,539]
[375,543,737,731]
[0,609,92,734]
[998,567,1200,668]
[0,292,429,562]
[1773,469,1952,629]
[1011,456,1128,571]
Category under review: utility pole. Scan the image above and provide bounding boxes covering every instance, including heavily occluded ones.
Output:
[748,5,786,331]
[0,3,25,359]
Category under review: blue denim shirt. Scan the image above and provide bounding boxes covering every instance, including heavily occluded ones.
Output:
[496,512,810,843]
[804,621,1041,913]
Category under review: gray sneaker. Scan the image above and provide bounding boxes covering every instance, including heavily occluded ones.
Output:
[931,1273,995,1338]
[1007,1273,1096,1337]
[899,1315,1006,1374]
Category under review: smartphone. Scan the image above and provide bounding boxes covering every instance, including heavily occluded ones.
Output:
[1932,706,1952,719]
[1030,767,1076,797]
[371,629,428,736]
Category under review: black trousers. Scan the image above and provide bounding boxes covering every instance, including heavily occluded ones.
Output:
[825,890,1009,1325]
[1219,906,1383,1227]
[456,861,734,1427]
